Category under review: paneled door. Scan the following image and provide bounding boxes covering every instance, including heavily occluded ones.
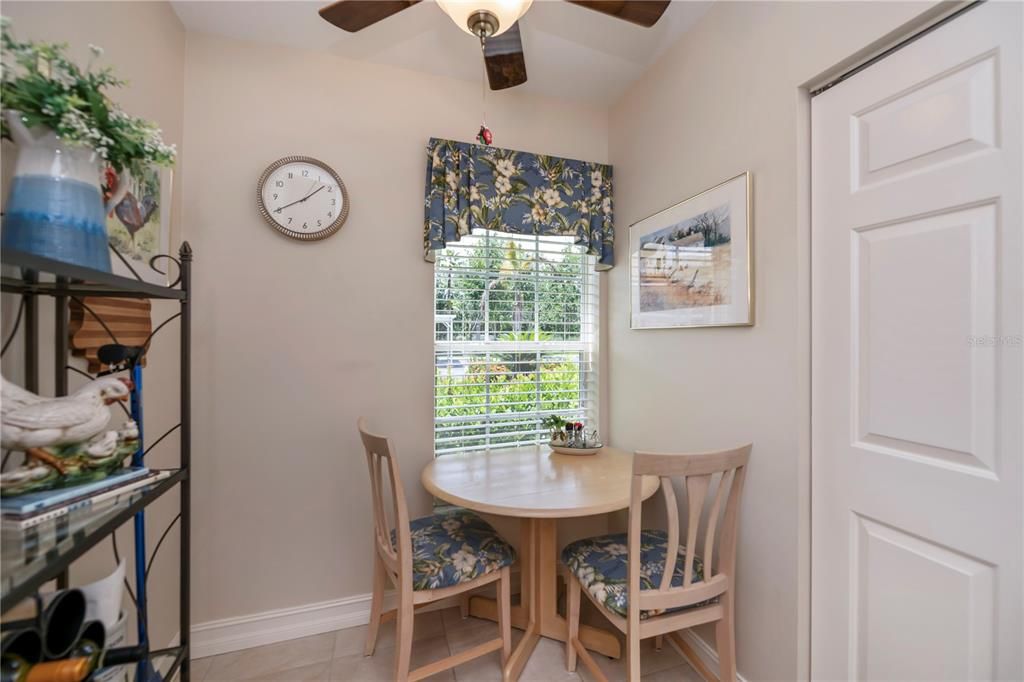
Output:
[811,3,1022,680]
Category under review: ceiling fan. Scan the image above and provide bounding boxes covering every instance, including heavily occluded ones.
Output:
[318,0,671,90]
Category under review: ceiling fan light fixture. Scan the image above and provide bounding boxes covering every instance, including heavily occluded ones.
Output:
[436,0,533,37]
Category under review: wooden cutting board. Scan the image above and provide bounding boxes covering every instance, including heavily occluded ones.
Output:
[69,297,152,372]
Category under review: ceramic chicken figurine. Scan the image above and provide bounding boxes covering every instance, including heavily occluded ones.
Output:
[1,376,131,474]
[1,376,45,416]
[0,419,141,497]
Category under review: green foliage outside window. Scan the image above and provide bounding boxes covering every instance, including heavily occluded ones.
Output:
[434,235,589,449]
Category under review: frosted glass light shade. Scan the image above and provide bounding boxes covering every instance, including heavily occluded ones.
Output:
[436,0,533,36]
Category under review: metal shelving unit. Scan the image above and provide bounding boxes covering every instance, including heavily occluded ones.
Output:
[0,244,193,680]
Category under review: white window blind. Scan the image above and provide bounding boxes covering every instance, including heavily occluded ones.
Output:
[433,229,599,455]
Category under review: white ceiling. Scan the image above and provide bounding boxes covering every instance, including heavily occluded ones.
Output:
[171,0,711,105]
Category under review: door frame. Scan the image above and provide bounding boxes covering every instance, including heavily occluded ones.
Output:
[796,2,980,678]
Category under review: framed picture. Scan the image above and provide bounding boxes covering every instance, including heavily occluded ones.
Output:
[107,166,173,285]
[629,172,753,329]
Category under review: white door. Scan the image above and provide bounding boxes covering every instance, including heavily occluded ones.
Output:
[811,3,1022,680]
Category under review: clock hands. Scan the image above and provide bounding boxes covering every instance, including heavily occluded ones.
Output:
[274,183,327,214]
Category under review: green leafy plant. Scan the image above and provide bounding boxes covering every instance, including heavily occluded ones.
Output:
[541,415,566,430]
[0,18,176,180]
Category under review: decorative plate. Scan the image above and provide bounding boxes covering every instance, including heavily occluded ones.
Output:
[549,443,602,456]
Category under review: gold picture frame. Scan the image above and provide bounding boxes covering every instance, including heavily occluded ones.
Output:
[628,172,753,329]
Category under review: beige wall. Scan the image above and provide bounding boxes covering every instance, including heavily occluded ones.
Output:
[1,1,186,649]
[181,32,609,624]
[607,2,939,679]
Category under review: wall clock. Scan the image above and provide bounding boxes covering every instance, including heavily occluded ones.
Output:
[256,155,350,241]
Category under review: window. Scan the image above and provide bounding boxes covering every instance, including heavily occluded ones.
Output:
[433,230,599,455]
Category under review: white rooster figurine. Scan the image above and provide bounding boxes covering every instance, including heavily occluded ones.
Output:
[2,376,132,474]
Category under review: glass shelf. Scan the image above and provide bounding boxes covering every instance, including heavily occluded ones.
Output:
[1,470,186,611]
[0,248,185,300]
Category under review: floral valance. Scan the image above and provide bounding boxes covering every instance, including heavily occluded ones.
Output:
[423,137,614,270]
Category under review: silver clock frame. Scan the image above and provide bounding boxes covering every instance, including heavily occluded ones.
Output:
[256,155,350,241]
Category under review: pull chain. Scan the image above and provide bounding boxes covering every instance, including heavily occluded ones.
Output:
[477,33,493,145]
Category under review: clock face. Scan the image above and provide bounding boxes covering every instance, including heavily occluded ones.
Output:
[257,156,349,240]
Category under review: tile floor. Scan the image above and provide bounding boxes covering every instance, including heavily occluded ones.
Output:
[192,606,703,681]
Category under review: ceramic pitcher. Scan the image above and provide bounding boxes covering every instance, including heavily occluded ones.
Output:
[2,111,129,272]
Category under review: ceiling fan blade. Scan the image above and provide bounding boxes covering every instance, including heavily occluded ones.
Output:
[318,0,421,32]
[484,22,527,90]
[564,0,670,27]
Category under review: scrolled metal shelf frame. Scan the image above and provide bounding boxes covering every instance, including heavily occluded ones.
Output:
[0,241,193,681]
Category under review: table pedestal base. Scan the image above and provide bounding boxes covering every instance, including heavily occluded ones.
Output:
[465,518,622,681]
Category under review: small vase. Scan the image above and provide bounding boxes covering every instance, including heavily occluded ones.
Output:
[1,111,129,272]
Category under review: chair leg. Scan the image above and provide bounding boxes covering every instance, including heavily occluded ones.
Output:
[565,572,580,672]
[715,591,737,682]
[498,566,512,665]
[364,552,386,656]
[626,630,641,682]
[394,593,414,682]
[460,594,471,618]
[654,634,663,651]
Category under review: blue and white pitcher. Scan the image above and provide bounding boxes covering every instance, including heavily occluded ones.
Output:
[2,111,129,272]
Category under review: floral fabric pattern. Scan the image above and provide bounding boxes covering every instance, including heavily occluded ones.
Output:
[396,508,516,591]
[561,530,716,619]
[424,137,614,270]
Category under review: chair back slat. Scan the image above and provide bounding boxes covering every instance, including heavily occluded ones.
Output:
[702,469,732,579]
[658,478,680,592]
[683,474,710,587]
[358,418,412,581]
[628,444,751,619]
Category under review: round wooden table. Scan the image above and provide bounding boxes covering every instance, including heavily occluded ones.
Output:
[421,445,659,681]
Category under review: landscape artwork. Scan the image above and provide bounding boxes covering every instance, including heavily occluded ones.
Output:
[630,173,752,329]
[637,202,732,312]
[107,166,172,285]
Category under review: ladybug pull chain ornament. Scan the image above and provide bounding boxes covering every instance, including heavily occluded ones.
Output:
[477,124,493,145]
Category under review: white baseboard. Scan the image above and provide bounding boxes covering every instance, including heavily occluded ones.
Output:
[672,630,749,682]
[190,591,389,659]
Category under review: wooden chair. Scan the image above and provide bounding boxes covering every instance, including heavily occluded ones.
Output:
[562,444,752,682]
[358,418,514,681]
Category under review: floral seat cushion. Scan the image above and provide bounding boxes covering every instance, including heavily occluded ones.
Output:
[561,530,716,619]
[398,508,516,591]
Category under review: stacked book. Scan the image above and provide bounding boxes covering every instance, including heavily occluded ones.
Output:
[2,468,170,566]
